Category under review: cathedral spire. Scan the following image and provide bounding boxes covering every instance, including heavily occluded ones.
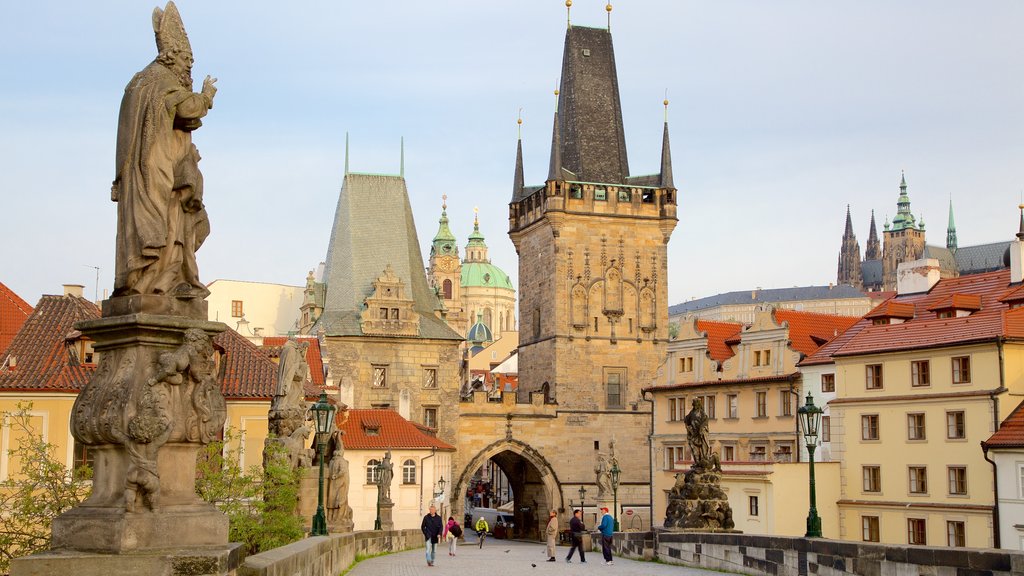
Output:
[659,98,674,189]
[865,209,881,260]
[946,198,958,251]
[837,205,862,288]
[844,204,854,236]
[512,116,524,201]
[890,170,917,231]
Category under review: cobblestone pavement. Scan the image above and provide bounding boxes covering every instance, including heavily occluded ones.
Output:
[345,538,720,576]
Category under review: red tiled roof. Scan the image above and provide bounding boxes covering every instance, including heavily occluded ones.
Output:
[338,409,455,451]
[213,329,279,399]
[864,300,916,320]
[695,320,743,362]
[0,294,100,392]
[983,399,1024,449]
[998,284,1024,303]
[644,372,800,393]
[926,293,982,312]
[868,291,896,301]
[773,310,860,357]
[0,282,33,357]
[261,335,325,386]
[835,269,1018,357]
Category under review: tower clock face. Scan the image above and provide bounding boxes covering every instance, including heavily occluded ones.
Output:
[439,257,456,271]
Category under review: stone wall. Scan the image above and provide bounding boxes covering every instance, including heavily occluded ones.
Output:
[606,530,1024,576]
[237,529,422,576]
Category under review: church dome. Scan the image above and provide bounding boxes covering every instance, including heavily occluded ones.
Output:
[461,261,514,290]
[466,314,493,345]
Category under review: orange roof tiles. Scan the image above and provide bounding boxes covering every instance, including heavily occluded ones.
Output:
[864,300,916,320]
[213,329,279,399]
[926,293,982,312]
[835,269,1018,357]
[998,284,1024,303]
[261,335,325,386]
[983,399,1024,449]
[0,282,33,357]
[773,310,860,357]
[338,409,455,451]
[695,320,743,362]
[0,294,99,392]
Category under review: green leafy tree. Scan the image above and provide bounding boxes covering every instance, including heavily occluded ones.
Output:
[0,402,92,574]
[195,430,303,554]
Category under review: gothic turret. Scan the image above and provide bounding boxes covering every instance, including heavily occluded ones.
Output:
[837,205,862,288]
[659,103,674,189]
[865,210,881,260]
[946,199,958,252]
[890,171,918,231]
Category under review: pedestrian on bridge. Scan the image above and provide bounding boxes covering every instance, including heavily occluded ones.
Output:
[545,509,559,562]
[598,506,615,565]
[421,505,443,567]
[565,509,586,563]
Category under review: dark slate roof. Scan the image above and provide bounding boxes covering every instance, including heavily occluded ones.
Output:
[923,245,958,274]
[513,185,545,203]
[669,284,866,316]
[0,294,99,392]
[317,173,461,341]
[557,26,629,185]
[955,241,1011,275]
[861,259,883,287]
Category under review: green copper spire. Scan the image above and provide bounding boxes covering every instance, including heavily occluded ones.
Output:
[430,195,457,258]
[946,198,958,251]
[466,208,486,249]
[890,170,918,231]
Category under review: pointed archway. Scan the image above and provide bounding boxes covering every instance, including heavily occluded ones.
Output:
[454,439,564,541]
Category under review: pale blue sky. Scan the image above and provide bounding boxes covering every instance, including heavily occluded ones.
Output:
[1,1,1021,308]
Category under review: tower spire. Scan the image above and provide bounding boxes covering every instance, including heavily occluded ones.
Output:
[946,198,958,251]
[512,116,524,201]
[659,97,674,189]
[566,0,572,29]
[606,2,612,31]
[865,209,881,260]
[837,205,862,288]
[891,170,917,230]
[547,92,562,182]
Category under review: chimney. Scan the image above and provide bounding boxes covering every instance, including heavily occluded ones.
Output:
[896,258,941,295]
[63,284,85,297]
[1011,204,1024,283]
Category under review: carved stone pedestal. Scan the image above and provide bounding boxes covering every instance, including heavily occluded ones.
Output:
[379,501,395,531]
[296,466,320,530]
[663,467,738,532]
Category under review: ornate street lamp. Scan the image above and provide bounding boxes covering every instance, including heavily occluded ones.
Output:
[309,391,335,536]
[578,485,587,512]
[797,392,823,538]
[609,460,621,532]
[434,475,447,499]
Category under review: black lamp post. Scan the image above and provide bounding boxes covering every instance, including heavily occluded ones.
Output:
[797,392,823,538]
[309,391,335,536]
[434,475,447,515]
[609,460,621,532]
[578,485,587,512]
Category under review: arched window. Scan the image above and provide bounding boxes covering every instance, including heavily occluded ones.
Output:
[403,459,417,484]
[483,308,493,329]
[366,459,381,485]
[442,279,453,300]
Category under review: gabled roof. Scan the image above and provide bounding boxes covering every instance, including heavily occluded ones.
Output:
[695,320,743,363]
[261,336,325,386]
[338,408,454,451]
[834,269,1020,357]
[670,284,867,316]
[0,294,99,392]
[998,284,1024,303]
[800,295,893,367]
[0,282,33,357]
[983,399,1024,449]
[773,310,860,357]
[864,300,916,320]
[926,293,982,312]
[214,329,279,399]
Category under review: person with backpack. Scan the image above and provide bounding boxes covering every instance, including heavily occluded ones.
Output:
[474,516,489,548]
[443,515,462,556]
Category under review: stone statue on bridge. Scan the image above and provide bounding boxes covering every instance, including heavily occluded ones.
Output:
[664,398,735,532]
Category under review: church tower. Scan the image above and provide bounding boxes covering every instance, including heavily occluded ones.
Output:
[865,210,881,261]
[837,206,862,288]
[508,23,678,408]
[427,196,464,329]
[946,199,958,252]
[881,171,927,290]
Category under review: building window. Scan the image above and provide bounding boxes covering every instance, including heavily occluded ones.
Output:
[231,300,244,318]
[73,440,95,476]
[424,407,438,430]
[821,415,831,442]
[907,518,927,545]
[908,466,928,494]
[533,309,541,339]
[753,350,761,366]
[780,390,793,416]
[947,521,965,547]
[605,370,624,409]
[668,397,685,421]
[750,445,767,461]
[402,459,417,484]
[618,188,631,202]
[594,186,607,201]
[946,411,965,439]
[866,364,883,389]
[379,307,389,319]
[423,368,437,389]
[911,360,930,387]
[863,466,881,492]
[442,279,453,300]
[862,414,879,440]
[727,394,738,418]
[366,459,381,484]
[774,444,793,463]
[723,445,735,462]
[666,446,687,469]
[764,350,771,365]
[907,413,926,440]
[952,356,971,384]
[862,516,880,542]
[372,366,387,387]
[821,373,835,393]
[749,496,759,517]
[679,357,694,373]
[948,466,967,495]
[702,395,717,419]
[390,308,399,320]
[756,392,767,417]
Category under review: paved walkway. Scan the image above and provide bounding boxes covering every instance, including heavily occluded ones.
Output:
[346,538,719,576]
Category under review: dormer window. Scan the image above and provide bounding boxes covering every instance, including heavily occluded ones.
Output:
[927,293,981,319]
[865,300,915,325]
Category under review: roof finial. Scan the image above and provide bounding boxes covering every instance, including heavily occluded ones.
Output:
[474,206,480,229]
[517,107,523,140]
[554,83,560,112]
[344,131,349,175]
[606,2,613,31]
[566,0,572,29]
[442,194,447,211]
[663,89,669,123]
[400,136,405,178]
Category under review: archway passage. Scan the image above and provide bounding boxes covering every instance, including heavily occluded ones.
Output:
[455,440,563,541]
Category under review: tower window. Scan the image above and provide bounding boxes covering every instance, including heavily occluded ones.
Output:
[442,279,453,300]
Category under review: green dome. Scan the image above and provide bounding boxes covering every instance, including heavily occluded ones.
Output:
[461,261,514,290]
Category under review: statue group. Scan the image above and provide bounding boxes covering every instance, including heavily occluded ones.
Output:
[663,399,736,531]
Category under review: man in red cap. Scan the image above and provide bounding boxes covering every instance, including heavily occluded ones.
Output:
[597,506,615,565]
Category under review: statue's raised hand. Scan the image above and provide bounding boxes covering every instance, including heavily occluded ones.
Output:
[201,75,218,103]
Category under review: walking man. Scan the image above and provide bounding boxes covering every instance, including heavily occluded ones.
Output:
[545,509,559,562]
[598,506,615,565]
[421,505,443,566]
[565,509,586,563]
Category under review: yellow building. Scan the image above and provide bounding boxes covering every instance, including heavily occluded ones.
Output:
[647,307,857,536]
[828,265,1024,548]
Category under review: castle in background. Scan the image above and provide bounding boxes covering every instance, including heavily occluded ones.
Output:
[837,172,1011,291]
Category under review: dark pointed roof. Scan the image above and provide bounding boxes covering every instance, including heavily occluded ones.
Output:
[843,205,855,238]
[557,26,629,184]
[865,210,881,260]
[547,111,562,182]
[659,121,674,189]
[317,172,461,340]
[512,138,525,202]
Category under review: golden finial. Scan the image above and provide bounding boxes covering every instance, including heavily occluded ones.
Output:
[442,194,448,211]
[664,89,669,122]
[606,2,612,31]
[554,84,560,112]
[566,0,572,29]
[517,107,523,139]
[474,206,480,227]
